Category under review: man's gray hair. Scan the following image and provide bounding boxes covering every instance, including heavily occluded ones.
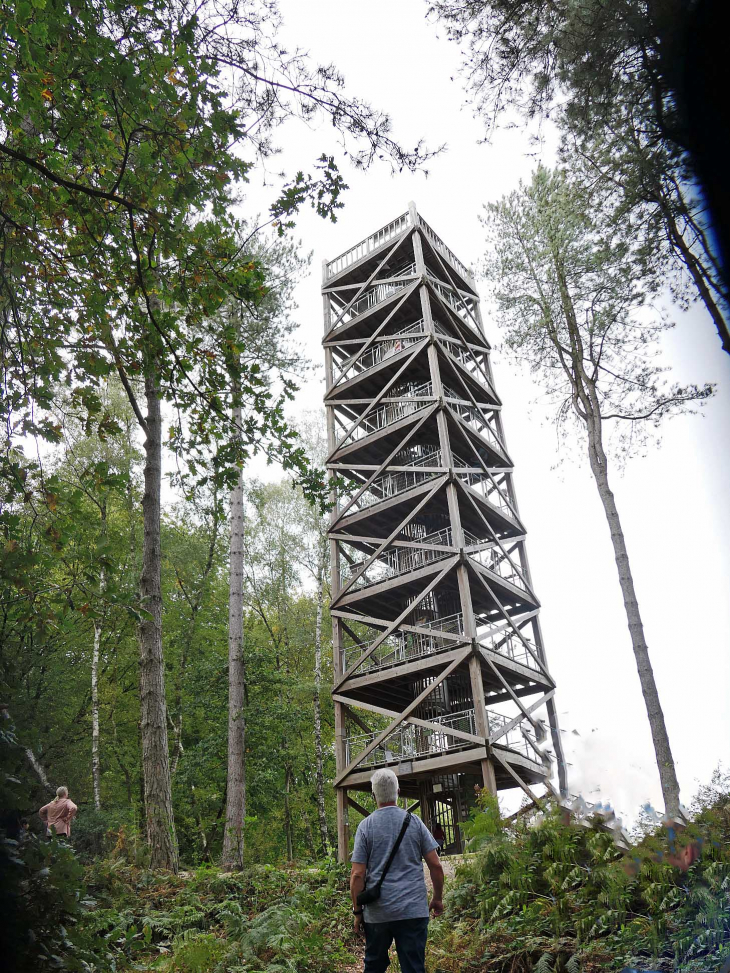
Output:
[371,768,398,805]
[56,785,68,799]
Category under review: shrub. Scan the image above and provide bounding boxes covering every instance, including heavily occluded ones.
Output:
[428,786,730,973]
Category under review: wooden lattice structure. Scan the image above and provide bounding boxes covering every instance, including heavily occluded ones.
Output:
[323,203,566,859]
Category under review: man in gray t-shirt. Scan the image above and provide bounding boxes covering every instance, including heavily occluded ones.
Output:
[350,768,444,973]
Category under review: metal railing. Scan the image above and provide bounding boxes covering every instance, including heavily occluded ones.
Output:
[337,381,434,446]
[345,707,541,768]
[345,448,444,512]
[451,403,507,456]
[478,628,540,670]
[487,710,541,762]
[430,279,479,332]
[418,215,473,284]
[441,339,493,389]
[419,612,464,636]
[442,383,467,402]
[341,627,450,675]
[345,707,477,767]
[341,328,424,382]
[343,278,411,322]
[464,536,528,592]
[327,212,411,279]
[332,320,427,384]
[453,459,518,520]
[325,211,473,285]
[340,611,540,679]
[339,526,455,589]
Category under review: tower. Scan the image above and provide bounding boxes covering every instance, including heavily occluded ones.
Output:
[323,203,565,860]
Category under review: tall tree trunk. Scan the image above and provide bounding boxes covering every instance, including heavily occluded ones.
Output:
[172,488,219,778]
[91,564,105,811]
[584,421,682,819]
[313,538,329,857]
[553,260,682,820]
[662,203,730,354]
[191,784,211,861]
[138,367,178,871]
[222,399,246,870]
[171,643,186,777]
[91,498,107,812]
[284,762,294,861]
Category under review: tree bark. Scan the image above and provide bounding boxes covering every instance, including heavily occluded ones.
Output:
[662,202,730,354]
[284,762,294,861]
[171,489,219,777]
[313,537,329,857]
[138,367,178,871]
[583,416,682,819]
[222,399,246,870]
[91,563,105,811]
[552,257,682,819]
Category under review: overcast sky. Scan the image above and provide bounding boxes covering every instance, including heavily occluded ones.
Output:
[241,0,730,822]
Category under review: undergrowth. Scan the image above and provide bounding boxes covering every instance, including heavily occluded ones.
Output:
[80,858,359,972]
[427,780,730,973]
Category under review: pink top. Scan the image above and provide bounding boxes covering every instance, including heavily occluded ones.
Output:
[39,797,78,836]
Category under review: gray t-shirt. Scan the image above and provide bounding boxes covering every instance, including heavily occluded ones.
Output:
[351,806,439,923]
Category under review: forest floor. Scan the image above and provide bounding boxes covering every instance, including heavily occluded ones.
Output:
[71,791,730,973]
[82,857,369,972]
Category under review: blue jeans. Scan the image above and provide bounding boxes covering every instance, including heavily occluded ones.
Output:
[364,917,429,973]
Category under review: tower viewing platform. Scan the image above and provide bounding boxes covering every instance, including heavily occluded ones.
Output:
[323,202,565,859]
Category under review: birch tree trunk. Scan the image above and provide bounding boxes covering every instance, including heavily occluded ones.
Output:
[138,367,178,871]
[284,762,294,861]
[222,398,246,870]
[313,537,329,856]
[91,563,105,811]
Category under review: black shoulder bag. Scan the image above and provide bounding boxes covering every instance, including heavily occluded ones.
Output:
[357,811,412,906]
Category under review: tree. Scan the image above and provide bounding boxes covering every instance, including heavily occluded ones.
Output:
[296,413,333,857]
[243,481,332,860]
[52,380,140,811]
[428,0,730,353]
[220,235,308,869]
[1,0,435,869]
[482,165,713,818]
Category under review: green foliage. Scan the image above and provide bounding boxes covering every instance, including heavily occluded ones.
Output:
[0,713,113,972]
[482,164,713,459]
[461,788,504,850]
[80,860,358,972]
[428,789,730,973]
[430,0,730,351]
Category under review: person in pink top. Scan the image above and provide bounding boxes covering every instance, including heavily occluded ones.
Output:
[39,786,78,838]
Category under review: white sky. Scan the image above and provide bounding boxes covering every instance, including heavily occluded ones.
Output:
[242,0,730,822]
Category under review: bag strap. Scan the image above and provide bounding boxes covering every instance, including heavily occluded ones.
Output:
[375,811,412,889]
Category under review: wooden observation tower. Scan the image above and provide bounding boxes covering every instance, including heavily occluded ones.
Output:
[323,203,565,860]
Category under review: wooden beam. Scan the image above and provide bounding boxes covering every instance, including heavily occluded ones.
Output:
[334,557,458,686]
[334,475,446,601]
[333,692,484,747]
[490,748,544,807]
[327,229,413,334]
[334,649,470,786]
[347,796,371,818]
